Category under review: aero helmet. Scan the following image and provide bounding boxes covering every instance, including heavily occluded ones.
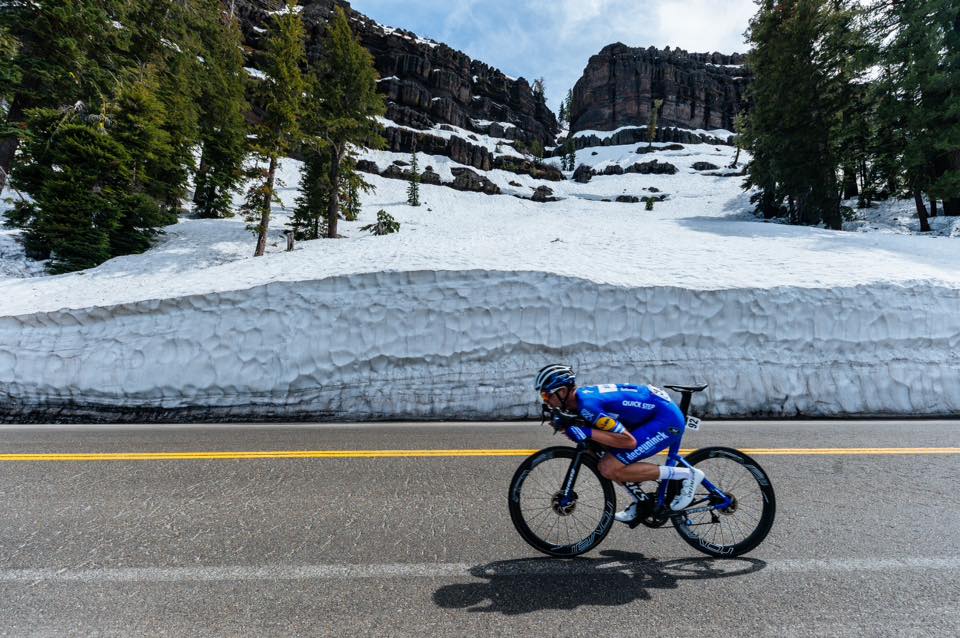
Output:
[534,364,576,396]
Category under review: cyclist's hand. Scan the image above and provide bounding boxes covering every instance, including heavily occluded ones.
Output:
[564,425,591,443]
[550,410,571,431]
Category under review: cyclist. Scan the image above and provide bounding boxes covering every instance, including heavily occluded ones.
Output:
[534,364,705,523]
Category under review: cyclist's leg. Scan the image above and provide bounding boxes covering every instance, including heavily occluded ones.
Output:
[598,453,659,482]
[608,410,684,479]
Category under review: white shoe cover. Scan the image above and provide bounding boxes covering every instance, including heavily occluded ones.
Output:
[615,501,639,523]
[670,468,705,511]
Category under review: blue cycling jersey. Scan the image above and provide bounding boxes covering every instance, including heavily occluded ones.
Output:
[576,383,677,431]
[575,383,686,464]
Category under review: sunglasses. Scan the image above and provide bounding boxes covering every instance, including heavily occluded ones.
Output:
[539,389,565,402]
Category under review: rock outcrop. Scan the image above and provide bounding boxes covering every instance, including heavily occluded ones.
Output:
[235,0,558,172]
[571,43,750,138]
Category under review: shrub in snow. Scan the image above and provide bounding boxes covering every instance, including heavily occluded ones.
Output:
[361,210,400,235]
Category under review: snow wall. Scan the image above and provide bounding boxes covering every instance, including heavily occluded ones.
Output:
[2,269,959,422]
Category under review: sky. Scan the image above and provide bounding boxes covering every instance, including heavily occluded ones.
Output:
[350,0,758,111]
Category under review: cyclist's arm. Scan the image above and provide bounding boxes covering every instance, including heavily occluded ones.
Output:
[587,415,636,449]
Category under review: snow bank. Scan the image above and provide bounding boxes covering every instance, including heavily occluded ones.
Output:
[2,270,958,422]
[3,143,959,421]
[0,229,47,279]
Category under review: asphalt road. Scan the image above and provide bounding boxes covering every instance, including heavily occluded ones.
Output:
[0,420,958,637]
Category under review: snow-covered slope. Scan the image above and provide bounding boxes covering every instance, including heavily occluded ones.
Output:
[2,140,959,420]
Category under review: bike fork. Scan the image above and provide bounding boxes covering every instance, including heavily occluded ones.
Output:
[559,450,585,507]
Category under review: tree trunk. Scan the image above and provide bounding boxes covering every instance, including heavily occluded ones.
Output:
[857,160,868,208]
[914,190,931,232]
[254,155,277,256]
[729,146,741,169]
[842,165,858,199]
[326,149,341,239]
[193,151,209,207]
[928,194,938,218]
[0,97,24,192]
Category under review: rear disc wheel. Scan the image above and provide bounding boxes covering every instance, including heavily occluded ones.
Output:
[670,446,776,557]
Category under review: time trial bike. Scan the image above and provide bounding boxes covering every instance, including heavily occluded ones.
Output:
[508,384,776,558]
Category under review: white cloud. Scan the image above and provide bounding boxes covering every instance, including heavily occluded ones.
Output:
[654,0,755,52]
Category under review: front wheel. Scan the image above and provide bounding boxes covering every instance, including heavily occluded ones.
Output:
[508,446,616,557]
[671,446,776,558]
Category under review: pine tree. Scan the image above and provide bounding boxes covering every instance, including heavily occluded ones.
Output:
[532,77,546,100]
[193,3,249,219]
[124,0,207,217]
[10,107,164,272]
[927,0,960,215]
[107,69,173,216]
[742,0,849,229]
[870,0,957,225]
[242,0,306,256]
[564,89,575,128]
[0,0,127,191]
[407,145,421,207]
[291,147,332,240]
[647,98,663,147]
[343,170,363,221]
[291,149,371,238]
[0,25,19,109]
[360,209,399,235]
[729,112,745,169]
[309,6,386,239]
[530,139,545,165]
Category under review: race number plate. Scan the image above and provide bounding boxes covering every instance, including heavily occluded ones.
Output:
[686,416,702,431]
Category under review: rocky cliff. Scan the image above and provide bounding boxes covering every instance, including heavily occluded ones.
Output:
[234,0,558,171]
[570,43,750,139]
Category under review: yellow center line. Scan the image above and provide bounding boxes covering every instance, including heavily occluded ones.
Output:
[0,447,957,462]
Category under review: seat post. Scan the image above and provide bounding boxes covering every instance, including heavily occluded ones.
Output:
[678,391,692,418]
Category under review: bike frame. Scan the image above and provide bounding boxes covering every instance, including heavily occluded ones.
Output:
[557,391,733,514]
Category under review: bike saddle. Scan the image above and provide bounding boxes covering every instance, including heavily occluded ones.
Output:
[664,384,709,393]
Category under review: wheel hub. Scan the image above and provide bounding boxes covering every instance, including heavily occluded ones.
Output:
[551,491,578,515]
[718,493,738,515]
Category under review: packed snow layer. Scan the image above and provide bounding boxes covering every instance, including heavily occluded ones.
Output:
[3,142,959,420]
[3,270,959,421]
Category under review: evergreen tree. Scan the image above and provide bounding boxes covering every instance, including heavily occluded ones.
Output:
[729,112,745,169]
[532,77,546,100]
[291,150,371,238]
[407,145,421,207]
[310,6,386,239]
[530,139,545,165]
[124,0,207,216]
[925,0,960,215]
[870,0,958,225]
[360,209,399,235]
[241,0,306,256]
[107,68,174,219]
[345,154,375,221]
[647,98,663,147]
[564,89,575,127]
[291,147,332,240]
[0,0,127,191]
[10,107,164,272]
[0,26,19,109]
[558,99,567,126]
[561,139,576,172]
[193,3,249,219]
[742,0,849,229]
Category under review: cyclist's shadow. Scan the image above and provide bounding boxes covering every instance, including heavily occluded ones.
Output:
[433,550,766,615]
